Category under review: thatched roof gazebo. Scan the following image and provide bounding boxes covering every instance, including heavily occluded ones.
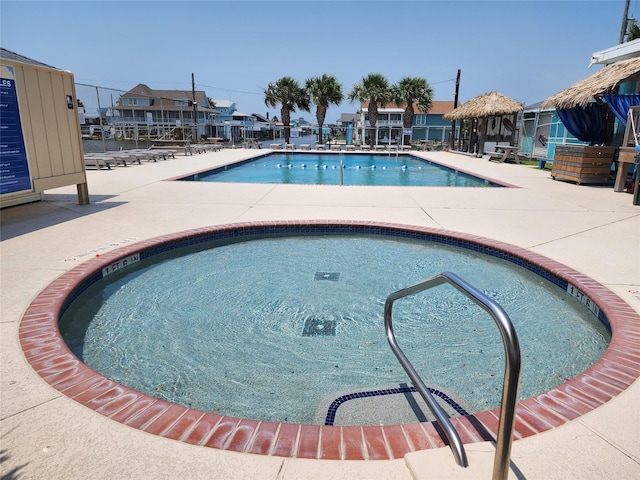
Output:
[541,56,640,110]
[444,91,523,156]
[541,56,640,147]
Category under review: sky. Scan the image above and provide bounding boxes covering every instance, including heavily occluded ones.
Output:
[0,0,631,123]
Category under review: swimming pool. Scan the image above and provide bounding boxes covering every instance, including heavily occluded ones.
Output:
[19,221,640,460]
[179,153,503,187]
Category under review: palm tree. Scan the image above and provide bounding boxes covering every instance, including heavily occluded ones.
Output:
[392,77,433,144]
[263,77,310,144]
[305,74,343,145]
[348,73,391,147]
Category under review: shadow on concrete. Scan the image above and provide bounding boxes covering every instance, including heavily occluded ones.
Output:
[0,447,28,480]
[1,195,125,241]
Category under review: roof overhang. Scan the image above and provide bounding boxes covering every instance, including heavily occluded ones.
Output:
[589,39,640,67]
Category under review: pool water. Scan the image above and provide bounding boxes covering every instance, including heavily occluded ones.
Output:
[183,153,502,187]
[59,235,610,425]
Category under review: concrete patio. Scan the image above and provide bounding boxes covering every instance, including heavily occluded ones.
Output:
[1,148,638,479]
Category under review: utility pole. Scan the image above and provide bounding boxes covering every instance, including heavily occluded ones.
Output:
[620,0,631,43]
[192,73,197,142]
[449,69,461,150]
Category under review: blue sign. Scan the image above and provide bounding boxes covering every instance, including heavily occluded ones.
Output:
[1,65,32,195]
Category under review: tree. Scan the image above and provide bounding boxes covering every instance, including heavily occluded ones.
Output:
[348,73,391,147]
[628,24,640,41]
[263,77,310,144]
[392,77,433,143]
[305,74,343,145]
[207,97,216,109]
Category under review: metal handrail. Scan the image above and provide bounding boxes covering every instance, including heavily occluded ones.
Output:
[384,271,521,479]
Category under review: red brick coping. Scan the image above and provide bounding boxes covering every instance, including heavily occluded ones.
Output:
[19,221,640,461]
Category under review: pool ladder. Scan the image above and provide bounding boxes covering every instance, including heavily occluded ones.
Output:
[384,271,521,480]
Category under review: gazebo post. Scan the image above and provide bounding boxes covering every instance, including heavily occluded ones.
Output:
[478,117,488,157]
[508,113,517,146]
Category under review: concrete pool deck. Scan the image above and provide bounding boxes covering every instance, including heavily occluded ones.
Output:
[1,148,638,479]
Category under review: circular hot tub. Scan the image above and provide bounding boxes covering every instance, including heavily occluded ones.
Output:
[20,221,640,460]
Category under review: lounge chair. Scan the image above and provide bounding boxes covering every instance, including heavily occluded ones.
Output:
[148,149,177,159]
[330,144,341,151]
[190,144,207,154]
[85,153,130,167]
[316,144,326,150]
[300,144,311,150]
[270,143,283,150]
[84,155,115,170]
[150,140,192,156]
[285,143,296,151]
[125,149,159,162]
[243,139,261,149]
[117,151,148,164]
[345,145,356,151]
[361,144,371,151]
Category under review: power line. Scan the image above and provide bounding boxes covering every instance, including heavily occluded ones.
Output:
[196,83,264,96]
[430,78,456,85]
[77,76,457,99]
[196,77,456,97]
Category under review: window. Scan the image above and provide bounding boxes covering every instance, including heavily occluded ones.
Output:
[122,97,151,106]
[175,99,191,107]
[414,114,427,126]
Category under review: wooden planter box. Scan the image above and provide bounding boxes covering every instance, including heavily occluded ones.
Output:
[551,145,616,185]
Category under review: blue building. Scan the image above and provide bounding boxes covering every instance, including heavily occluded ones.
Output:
[518,102,586,160]
[210,100,256,142]
[355,101,456,145]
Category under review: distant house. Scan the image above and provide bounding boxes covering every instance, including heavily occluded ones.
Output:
[355,101,456,145]
[333,113,356,139]
[109,84,256,141]
[337,113,358,127]
[110,84,213,139]
[211,100,256,142]
[411,101,457,142]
